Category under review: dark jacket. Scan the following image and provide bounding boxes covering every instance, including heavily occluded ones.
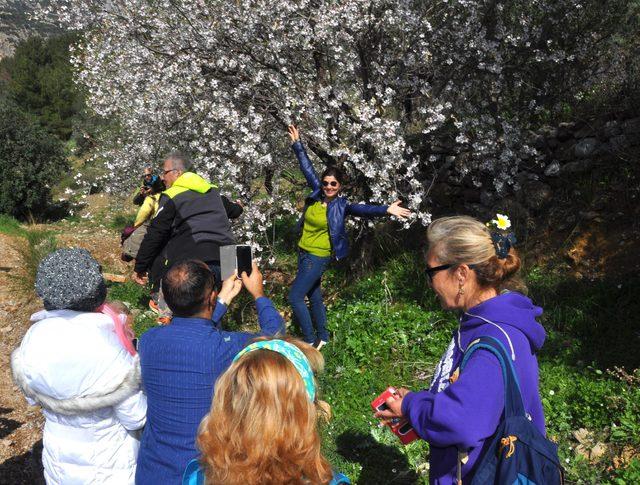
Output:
[136,297,285,485]
[134,172,242,275]
[292,141,388,260]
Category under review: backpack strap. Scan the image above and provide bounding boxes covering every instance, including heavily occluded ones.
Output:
[460,336,526,419]
[330,471,352,484]
[181,459,205,485]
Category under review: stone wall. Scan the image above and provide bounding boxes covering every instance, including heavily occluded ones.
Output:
[429,113,640,219]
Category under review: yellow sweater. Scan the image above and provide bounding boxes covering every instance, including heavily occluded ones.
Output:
[134,194,161,227]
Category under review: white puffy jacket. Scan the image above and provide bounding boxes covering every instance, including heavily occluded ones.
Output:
[11,309,147,484]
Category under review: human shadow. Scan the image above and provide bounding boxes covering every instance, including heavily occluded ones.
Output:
[0,407,21,441]
[336,431,419,484]
[0,439,44,485]
[0,417,21,440]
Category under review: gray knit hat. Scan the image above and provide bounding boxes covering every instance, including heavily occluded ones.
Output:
[35,248,107,311]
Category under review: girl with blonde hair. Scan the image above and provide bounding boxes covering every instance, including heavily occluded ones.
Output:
[183,337,350,485]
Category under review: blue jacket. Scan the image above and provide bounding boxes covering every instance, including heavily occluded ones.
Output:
[292,141,389,260]
[135,298,285,485]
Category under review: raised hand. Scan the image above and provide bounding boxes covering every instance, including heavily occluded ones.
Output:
[387,200,412,219]
[288,124,300,143]
[241,261,265,299]
[218,272,243,305]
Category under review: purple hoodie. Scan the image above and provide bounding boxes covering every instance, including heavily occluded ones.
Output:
[401,292,546,484]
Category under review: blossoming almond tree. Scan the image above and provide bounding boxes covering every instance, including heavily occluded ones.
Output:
[37,0,628,249]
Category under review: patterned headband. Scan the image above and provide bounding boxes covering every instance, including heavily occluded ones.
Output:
[233,340,316,402]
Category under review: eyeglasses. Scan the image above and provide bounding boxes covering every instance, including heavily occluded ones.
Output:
[162,169,177,176]
[322,180,339,187]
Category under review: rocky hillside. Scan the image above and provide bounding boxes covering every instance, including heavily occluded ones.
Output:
[0,0,59,59]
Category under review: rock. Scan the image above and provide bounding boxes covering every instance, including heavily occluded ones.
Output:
[602,120,622,138]
[610,134,629,151]
[561,159,594,175]
[574,137,599,158]
[622,117,640,135]
[579,211,599,221]
[557,122,575,141]
[574,125,595,138]
[544,161,561,177]
[532,133,546,150]
[461,188,481,203]
[522,181,552,210]
[494,198,530,222]
[480,190,494,207]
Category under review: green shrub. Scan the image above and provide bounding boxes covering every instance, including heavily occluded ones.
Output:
[0,98,69,219]
[2,34,83,140]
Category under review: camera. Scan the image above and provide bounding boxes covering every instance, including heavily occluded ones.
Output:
[371,387,419,445]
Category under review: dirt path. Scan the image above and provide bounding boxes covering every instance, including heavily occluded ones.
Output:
[0,234,45,485]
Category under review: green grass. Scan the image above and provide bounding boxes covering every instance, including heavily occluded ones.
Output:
[107,253,640,484]
[0,215,58,293]
[0,214,27,237]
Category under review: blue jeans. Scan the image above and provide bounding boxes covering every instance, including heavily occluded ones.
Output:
[288,252,331,343]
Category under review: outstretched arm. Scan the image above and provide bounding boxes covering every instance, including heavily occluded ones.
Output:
[289,125,321,192]
[346,200,412,219]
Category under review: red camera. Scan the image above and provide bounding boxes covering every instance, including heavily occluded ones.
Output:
[371,387,419,445]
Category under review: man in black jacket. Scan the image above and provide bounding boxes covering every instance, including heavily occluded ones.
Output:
[132,152,242,289]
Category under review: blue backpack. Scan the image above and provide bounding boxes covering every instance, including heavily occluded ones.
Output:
[458,336,563,485]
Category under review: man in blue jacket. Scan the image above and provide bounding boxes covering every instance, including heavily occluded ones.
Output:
[135,260,285,484]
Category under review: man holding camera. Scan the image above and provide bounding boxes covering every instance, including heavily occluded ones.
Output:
[135,259,285,484]
[132,151,243,299]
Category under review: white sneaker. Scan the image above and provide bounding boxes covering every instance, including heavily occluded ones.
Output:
[313,339,327,351]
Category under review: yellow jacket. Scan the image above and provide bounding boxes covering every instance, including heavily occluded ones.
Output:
[134,194,161,227]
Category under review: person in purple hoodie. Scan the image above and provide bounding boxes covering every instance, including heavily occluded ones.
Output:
[375,215,547,484]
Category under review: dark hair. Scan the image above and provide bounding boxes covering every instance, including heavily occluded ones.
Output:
[150,177,166,194]
[162,260,216,317]
[320,166,347,185]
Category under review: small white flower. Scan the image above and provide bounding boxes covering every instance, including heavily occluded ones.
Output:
[493,214,511,230]
[549,390,555,396]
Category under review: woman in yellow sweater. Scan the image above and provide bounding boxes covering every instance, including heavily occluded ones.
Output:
[288,125,411,349]
[122,182,164,261]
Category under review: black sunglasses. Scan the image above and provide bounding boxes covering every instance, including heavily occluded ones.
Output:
[322,180,339,187]
[425,263,476,283]
[425,264,453,283]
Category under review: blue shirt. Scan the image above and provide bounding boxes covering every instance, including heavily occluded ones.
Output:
[135,298,285,484]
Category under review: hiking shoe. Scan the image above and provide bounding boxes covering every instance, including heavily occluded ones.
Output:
[148,299,161,315]
[157,316,171,325]
[312,339,328,351]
